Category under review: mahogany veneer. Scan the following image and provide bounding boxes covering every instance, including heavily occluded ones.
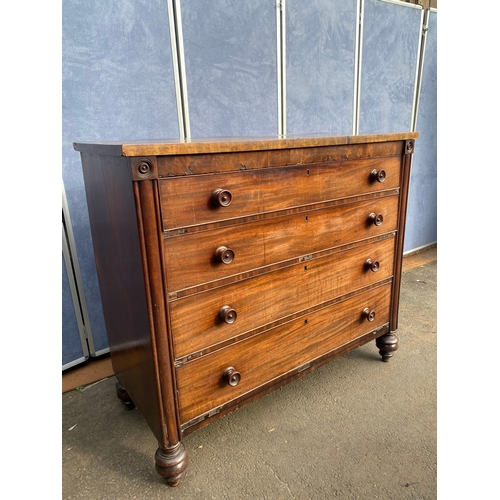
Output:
[74,132,417,486]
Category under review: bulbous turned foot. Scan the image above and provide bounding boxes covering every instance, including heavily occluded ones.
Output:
[376,332,399,362]
[116,381,135,410]
[155,443,188,487]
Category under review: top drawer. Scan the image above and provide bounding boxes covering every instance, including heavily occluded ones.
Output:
[159,156,400,230]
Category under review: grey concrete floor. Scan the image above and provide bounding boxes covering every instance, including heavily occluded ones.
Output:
[62,260,437,499]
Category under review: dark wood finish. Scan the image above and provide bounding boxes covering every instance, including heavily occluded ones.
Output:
[79,153,165,446]
[115,381,135,410]
[74,132,417,486]
[155,443,188,487]
[376,332,399,363]
[390,140,415,331]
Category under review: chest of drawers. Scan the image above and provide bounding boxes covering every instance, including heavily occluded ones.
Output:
[74,132,417,486]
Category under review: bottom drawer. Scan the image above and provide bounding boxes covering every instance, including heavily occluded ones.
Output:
[176,282,392,425]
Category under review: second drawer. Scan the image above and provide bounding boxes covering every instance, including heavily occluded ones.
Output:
[164,194,399,291]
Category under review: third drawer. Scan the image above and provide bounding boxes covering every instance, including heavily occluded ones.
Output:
[171,235,395,358]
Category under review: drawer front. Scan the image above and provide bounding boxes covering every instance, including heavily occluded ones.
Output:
[164,195,399,291]
[156,140,405,177]
[159,157,400,230]
[176,282,392,424]
[171,236,395,358]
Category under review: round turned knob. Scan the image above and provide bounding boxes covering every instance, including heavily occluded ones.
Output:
[223,367,241,387]
[215,246,235,264]
[370,169,386,183]
[219,305,237,324]
[365,258,380,272]
[362,307,376,322]
[211,188,233,207]
[368,213,384,226]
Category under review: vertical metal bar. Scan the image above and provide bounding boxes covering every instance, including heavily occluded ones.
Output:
[281,0,286,136]
[62,180,95,356]
[167,0,184,138]
[167,0,190,139]
[276,0,281,135]
[353,0,364,135]
[413,7,436,131]
[62,223,90,369]
[411,7,426,132]
[276,0,286,136]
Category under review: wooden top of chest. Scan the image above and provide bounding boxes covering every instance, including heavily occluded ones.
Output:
[73,132,418,157]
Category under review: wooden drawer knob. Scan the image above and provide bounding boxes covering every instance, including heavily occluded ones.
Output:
[219,306,237,324]
[364,258,380,272]
[368,213,384,226]
[215,246,235,264]
[223,367,241,387]
[362,308,376,322]
[370,169,386,183]
[211,188,233,207]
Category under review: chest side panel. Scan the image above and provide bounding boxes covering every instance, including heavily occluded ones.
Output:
[79,152,164,444]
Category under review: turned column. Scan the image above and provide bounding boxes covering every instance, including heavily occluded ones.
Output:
[133,166,188,486]
[376,332,399,362]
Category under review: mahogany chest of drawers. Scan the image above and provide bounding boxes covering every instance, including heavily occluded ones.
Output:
[74,132,417,486]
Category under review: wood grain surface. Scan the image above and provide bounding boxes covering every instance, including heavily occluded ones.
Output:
[159,156,401,230]
[176,283,392,424]
[164,194,399,290]
[171,236,395,358]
